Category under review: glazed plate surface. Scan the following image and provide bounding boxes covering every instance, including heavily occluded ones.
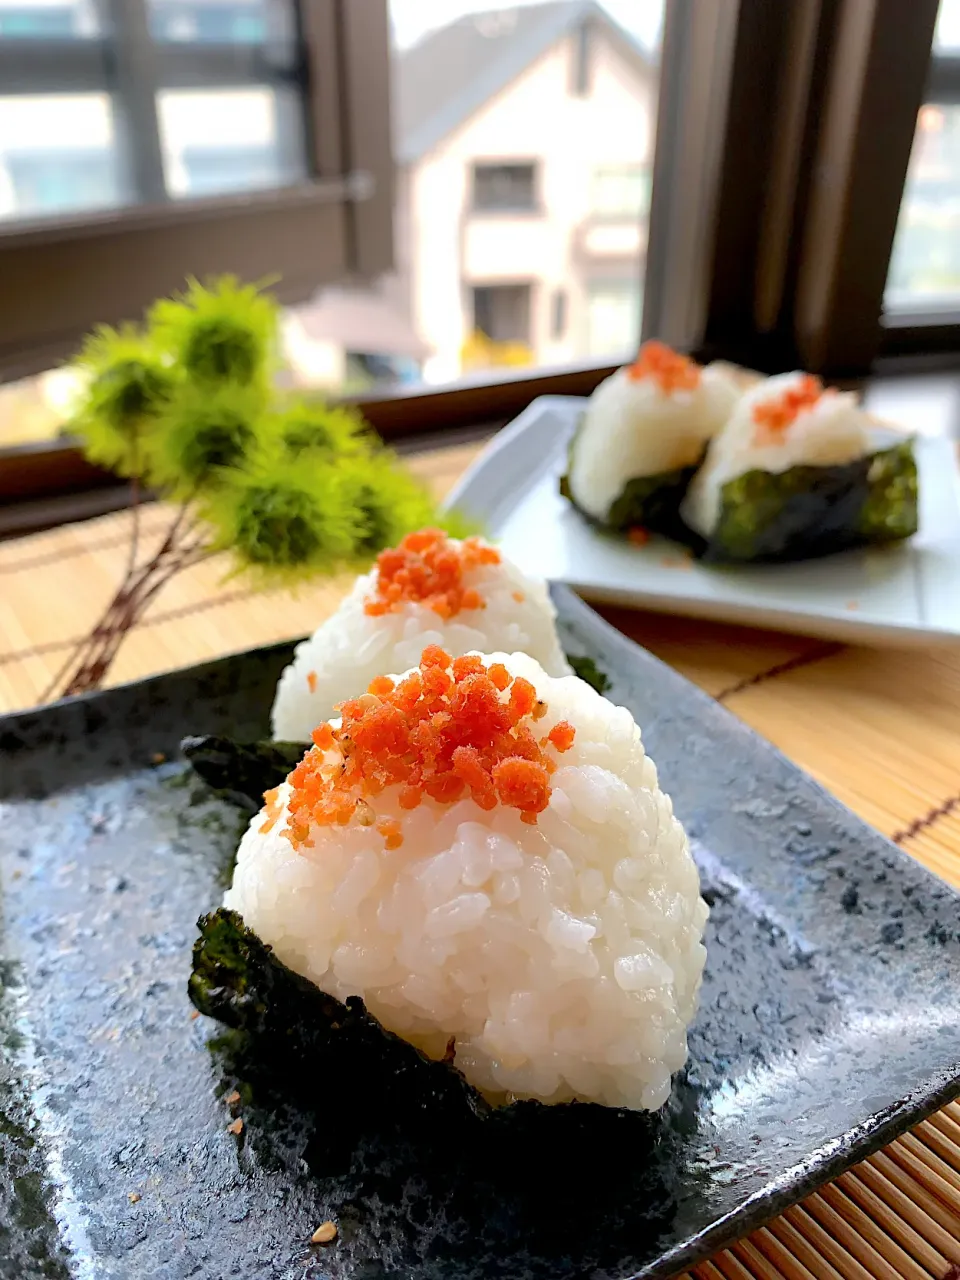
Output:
[1,586,959,1280]
[444,396,960,645]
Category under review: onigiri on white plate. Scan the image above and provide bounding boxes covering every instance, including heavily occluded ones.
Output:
[228,646,708,1112]
[271,528,571,742]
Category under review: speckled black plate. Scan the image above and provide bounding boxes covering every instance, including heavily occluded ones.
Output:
[1,586,959,1280]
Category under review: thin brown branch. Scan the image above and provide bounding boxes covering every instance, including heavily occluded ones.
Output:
[53,531,216,700]
[124,437,142,584]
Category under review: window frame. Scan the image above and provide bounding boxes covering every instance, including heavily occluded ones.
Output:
[0,0,394,383]
[4,0,958,535]
[469,160,541,216]
[880,39,960,355]
[643,0,942,377]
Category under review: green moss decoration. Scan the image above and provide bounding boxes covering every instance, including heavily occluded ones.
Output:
[279,399,372,460]
[208,459,362,577]
[151,385,260,491]
[72,325,177,474]
[49,273,472,701]
[149,276,276,390]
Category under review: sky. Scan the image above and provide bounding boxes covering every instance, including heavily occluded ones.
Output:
[389,0,664,53]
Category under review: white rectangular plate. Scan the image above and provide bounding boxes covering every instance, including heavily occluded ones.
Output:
[444,395,960,646]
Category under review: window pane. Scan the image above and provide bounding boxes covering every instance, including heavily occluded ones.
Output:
[934,0,960,49]
[0,93,122,220]
[0,0,100,38]
[885,103,960,311]
[287,0,662,393]
[0,0,309,225]
[146,0,295,45]
[156,86,306,198]
[472,163,537,212]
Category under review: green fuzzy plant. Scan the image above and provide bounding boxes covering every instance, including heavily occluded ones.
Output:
[45,276,465,701]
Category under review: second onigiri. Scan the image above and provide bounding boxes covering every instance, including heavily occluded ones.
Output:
[271,528,571,741]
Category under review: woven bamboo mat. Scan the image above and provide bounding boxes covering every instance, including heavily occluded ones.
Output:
[1,437,959,1279]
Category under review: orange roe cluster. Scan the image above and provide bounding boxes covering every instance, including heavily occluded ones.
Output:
[363,527,501,620]
[282,646,576,850]
[752,374,824,444]
[626,340,701,394]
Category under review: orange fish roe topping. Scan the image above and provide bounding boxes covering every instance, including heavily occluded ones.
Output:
[259,786,284,835]
[306,670,318,693]
[626,340,701,394]
[547,721,576,752]
[363,528,501,620]
[752,374,824,444]
[281,649,575,850]
[367,674,396,696]
[627,526,649,546]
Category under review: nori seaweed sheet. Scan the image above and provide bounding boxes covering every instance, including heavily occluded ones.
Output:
[181,735,306,810]
[565,654,611,694]
[561,464,702,542]
[701,438,918,564]
[188,910,687,1276]
[560,408,918,564]
[190,908,487,1118]
[559,413,704,541]
[181,650,614,808]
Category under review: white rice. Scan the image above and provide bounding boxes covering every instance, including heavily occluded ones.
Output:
[228,652,708,1112]
[271,543,571,742]
[567,361,740,522]
[682,371,870,536]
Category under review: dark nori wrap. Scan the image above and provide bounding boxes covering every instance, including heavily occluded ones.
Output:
[188,911,685,1270]
[558,408,703,540]
[181,735,307,810]
[700,438,918,564]
[565,654,611,694]
[190,907,489,1116]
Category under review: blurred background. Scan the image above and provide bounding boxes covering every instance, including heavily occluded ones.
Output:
[0,0,957,454]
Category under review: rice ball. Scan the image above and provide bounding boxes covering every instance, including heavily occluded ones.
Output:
[229,647,708,1112]
[567,344,740,524]
[271,528,571,742]
[682,371,870,536]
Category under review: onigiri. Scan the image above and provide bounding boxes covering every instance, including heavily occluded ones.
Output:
[682,371,872,537]
[271,527,571,742]
[564,341,740,529]
[227,646,708,1111]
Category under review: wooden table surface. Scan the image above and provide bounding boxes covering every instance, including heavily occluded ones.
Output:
[1,436,959,1280]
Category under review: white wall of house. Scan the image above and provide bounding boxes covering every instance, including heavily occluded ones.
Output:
[407,28,653,383]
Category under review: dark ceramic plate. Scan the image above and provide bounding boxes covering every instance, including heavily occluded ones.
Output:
[1,586,959,1280]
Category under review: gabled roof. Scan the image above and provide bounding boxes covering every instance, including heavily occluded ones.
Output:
[394,1,654,165]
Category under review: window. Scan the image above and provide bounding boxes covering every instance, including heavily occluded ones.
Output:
[552,288,568,339]
[19,1,960,511]
[886,4,960,317]
[0,0,394,382]
[147,1,276,44]
[571,18,592,96]
[472,284,532,345]
[472,163,537,213]
[156,87,306,198]
[586,280,641,358]
[388,2,659,386]
[591,165,650,219]
[0,4,88,37]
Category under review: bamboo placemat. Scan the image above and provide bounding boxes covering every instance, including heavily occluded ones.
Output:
[1,438,959,1279]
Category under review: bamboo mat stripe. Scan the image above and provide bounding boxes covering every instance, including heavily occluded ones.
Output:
[2,438,960,1279]
[713,642,846,702]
